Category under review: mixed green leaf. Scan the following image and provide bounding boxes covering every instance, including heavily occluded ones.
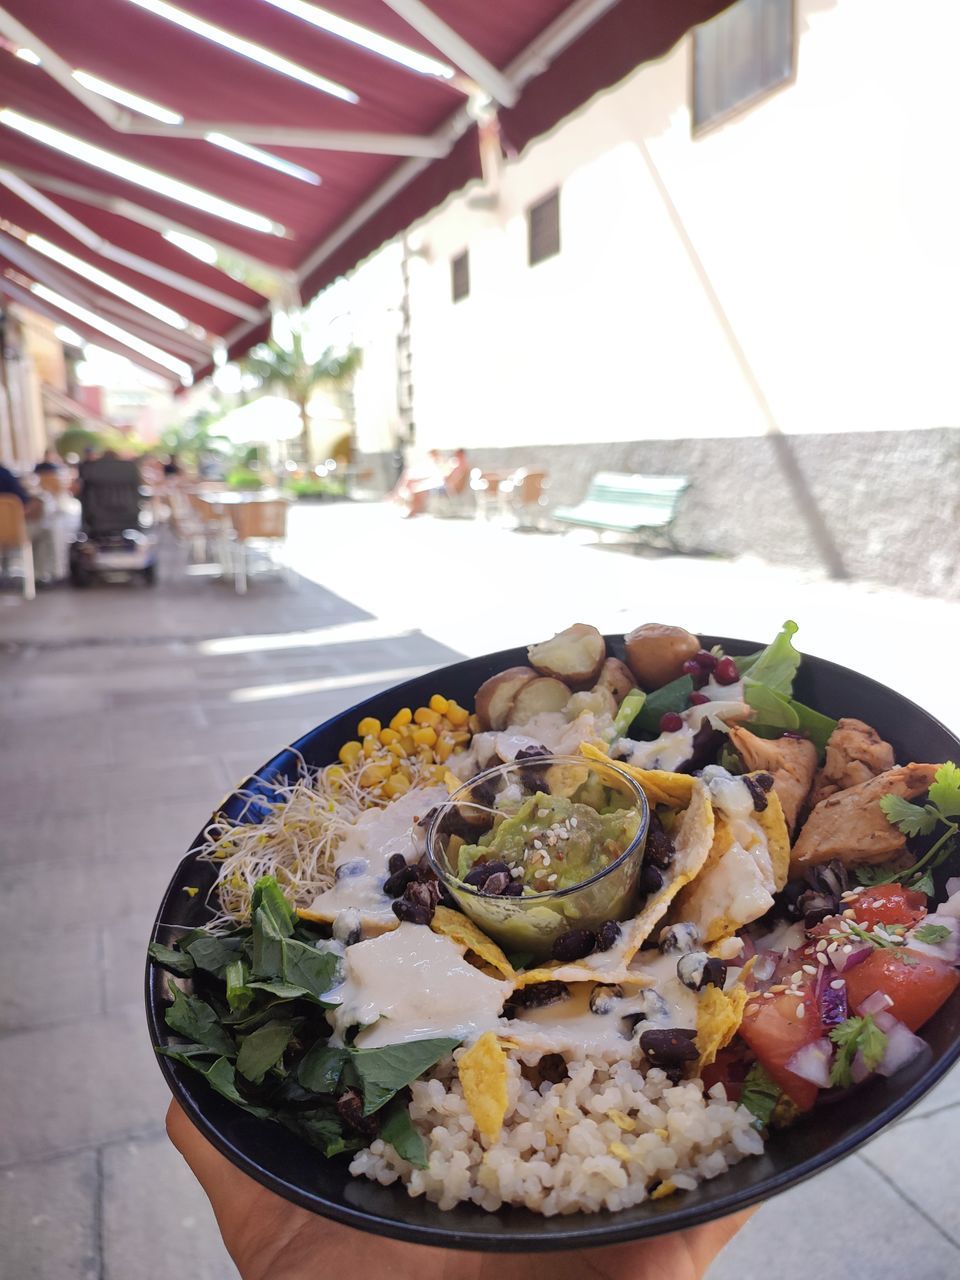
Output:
[739,1062,782,1129]
[828,1015,887,1088]
[149,875,460,1168]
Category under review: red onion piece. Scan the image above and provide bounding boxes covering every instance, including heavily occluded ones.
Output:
[938,890,960,922]
[905,915,960,964]
[857,990,894,1017]
[945,876,960,898]
[873,1015,928,1078]
[785,1038,834,1088]
[818,978,848,1027]
[752,954,777,983]
[851,1051,872,1084]
[828,944,873,973]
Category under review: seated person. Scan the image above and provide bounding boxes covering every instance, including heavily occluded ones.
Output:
[0,464,56,581]
[443,448,470,498]
[34,448,59,474]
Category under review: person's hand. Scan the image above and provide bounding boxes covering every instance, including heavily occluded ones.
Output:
[167,1100,753,1280]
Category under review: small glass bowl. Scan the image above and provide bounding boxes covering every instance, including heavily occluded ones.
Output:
[425,754,649,960]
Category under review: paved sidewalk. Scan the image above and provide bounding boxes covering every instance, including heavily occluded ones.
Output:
[0,502,957,1280]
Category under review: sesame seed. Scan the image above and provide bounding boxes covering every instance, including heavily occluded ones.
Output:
[815,940,828,952]
[796,1004,806,1018]
[547,873,558,884]
[791,971,803,984]
[842,944,853,954]
[570,818,578,828]
[817,953,829,965]
[842,909,857,919]
[802,964,818,975]
[762,991,775,999]
[770,983,787,993]
[830,980,845,990]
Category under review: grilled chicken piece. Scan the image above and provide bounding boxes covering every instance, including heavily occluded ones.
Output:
[727,725,817,832]
[790,763,938,872]
[807,718,895,810]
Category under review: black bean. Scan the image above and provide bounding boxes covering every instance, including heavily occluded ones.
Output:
[537,1053,568,1085]
[551,927,597,963]
[658,923,701,955]
[797,888,837,928]
[463,860,511,889]
[506,981,569,1011]
[595,920,621,952]
[515,745,551,763]
[677,951,726,991]
[639,865,665,895]
[383,866,419,898]
[392,881,436,925]
[621,1012,646,1037]
[589,983,623,1015]
[645,823,676,870]
[639,1028,700,1069]
[754,772,775,793]
[502,881,524,897]
[742,774,771,812]
[807,860,849,898]
[335,859,366,881]
[480,871,511,896]
[336,1089,379,1137]
[387,853,408,875]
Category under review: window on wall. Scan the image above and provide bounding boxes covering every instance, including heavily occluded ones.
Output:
[450,249,470,303]
[527,189,560,266]
[693,0,794,132]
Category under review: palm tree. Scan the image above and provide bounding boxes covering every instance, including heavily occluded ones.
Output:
[243,328,360,468]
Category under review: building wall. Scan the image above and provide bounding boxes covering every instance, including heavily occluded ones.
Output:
[397,0,958,452]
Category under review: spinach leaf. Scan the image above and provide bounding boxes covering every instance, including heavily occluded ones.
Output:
[280,1107,364,1158]
[236,1020,293,1085]
[225,959,254,1014]
[787,699,837,754]
[298,1043,349,1094]
[163,1053,273,1119]
[157,1041,217,1060]
[247,979,314,1000]
[381,1099,427,1168]
[351,1037,461,1115]
[147,941,195,976]
[164,985,236,1058]
[252,876,296,934]
[185,933,243,977]
[251,906,286,980]
[634,675,694,735]
[280,938,339,1002]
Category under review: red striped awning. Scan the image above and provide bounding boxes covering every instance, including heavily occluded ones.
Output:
[0,1,732,383]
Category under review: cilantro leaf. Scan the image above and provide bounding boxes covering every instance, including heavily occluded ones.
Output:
[928,762,960,818]
[879,794,938,837]
[829,1015,887,1087]
[913,923,951,945]
[739,1063,782,1128]
[912,871,936,897]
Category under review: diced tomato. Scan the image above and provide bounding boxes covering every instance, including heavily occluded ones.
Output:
[848,886,928,930]
[738,982,825,1110]
[700,1041,754,1102]
[844,949,960,1030]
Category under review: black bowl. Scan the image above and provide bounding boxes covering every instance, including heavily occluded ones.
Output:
[145,636,960,1251]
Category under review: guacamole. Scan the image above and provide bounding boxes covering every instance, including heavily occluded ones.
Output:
[457,791,642,893]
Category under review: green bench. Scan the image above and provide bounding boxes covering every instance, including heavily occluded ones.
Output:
[552,471,690,551]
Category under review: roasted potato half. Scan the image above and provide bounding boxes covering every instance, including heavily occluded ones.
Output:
[594,657,636,705]
[510,676,572,725]
[475,666,538,731]
[624,623,700,690]
[527,623,606,690]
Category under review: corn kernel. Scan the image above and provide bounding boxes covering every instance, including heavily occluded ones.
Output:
[358,717,381,737]
[416,745,435,765]
[443,770,462,794]
[386,742,405,758]
[379,727,400,746]
[414,707,441,728]
[362,734,380,758]
[382,774,411,798]
[467,713,482,734]
[338,740,363,766]
[326,765,346,784]
[429,694,449,715]
[412,726,437,747]
[434,735,453,762]
[359,763,390,787]
[397,762,415,783]
[445,702,469,727]
[450,729,471,746]
[390,707,413,730]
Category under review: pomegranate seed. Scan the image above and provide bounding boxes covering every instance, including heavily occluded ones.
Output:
[694,650,717,672]
[660,711,684,732]
[688,691,709,706]
[714,656,740,685]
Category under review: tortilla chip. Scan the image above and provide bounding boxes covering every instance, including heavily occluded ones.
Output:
[296,906,398,935]
[580,743,696,809]
[430,906,515,980]
[457,1031,509,1142]
[696,984,751,1069]
[755,785,790,892]
[513,964,650,988]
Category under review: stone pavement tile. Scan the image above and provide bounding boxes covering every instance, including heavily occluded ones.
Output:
[3,713,112,761]
[910,1060,960,1117]
[860,1101,960,1245]
[103,1135,237,1280]
[0,810,106,866]
[0,924,101,1033]
[0,756,224,823]
[0,1009,169,1166]
[0,853,175,937]
[0,1151,99,1280]
[104,797,216,864]
[103,913,160,1014]
[706,1154,960,1280]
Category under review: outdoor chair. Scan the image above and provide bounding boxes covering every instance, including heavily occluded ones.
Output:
[0,494,35,600]
[226,499,289,595]
[500,468,549,529]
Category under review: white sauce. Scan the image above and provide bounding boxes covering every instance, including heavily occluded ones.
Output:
[680,843,774,936]
[701,677,744,703]
[623,725,695,772]
[508,985,644,1056]
[304,785,447,929]
[627,950,700,1030]
[327,923,512,1049]
[513,710,615,754]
